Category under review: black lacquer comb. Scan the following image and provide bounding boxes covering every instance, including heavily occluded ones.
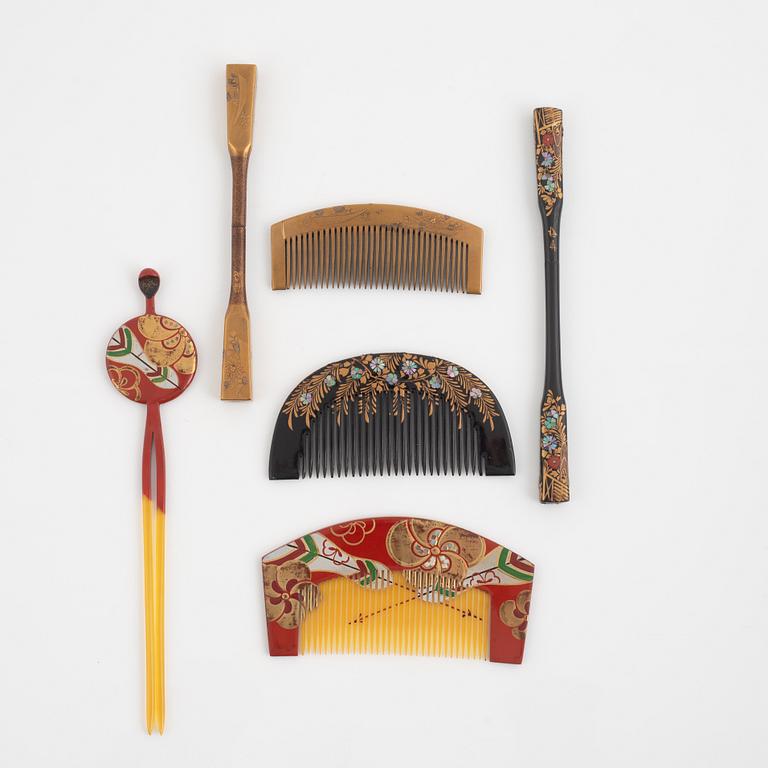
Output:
[269,353,515,479]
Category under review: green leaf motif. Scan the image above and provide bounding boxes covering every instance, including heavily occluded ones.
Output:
[107,327,133,357]
[150,367,169,384]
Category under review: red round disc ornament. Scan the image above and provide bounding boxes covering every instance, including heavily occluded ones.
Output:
[106,269,197,403]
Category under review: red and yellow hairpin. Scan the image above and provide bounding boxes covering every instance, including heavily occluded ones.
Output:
[105,269,197,733]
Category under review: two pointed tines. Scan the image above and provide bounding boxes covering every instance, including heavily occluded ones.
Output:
[282,227,471,292]
[297,396,487,478]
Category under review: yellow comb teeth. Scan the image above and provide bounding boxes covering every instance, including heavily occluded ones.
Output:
[298,573,490,660]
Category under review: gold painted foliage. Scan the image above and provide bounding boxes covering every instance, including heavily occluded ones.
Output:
[282,353,499,431]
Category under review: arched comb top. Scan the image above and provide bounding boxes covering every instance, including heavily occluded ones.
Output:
[262,516,534,664]
[271,204,483,293]
[269,352,515,479]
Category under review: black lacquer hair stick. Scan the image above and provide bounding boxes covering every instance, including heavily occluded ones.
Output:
[534,107,569,503]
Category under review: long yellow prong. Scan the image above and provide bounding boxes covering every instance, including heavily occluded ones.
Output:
[142,495,155,734]
[155,509,165,734]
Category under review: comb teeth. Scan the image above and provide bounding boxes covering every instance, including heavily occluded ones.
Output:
[297,394,485,478]
[271,205,483,293]
[298,572,490,659]
[282,227,470,292]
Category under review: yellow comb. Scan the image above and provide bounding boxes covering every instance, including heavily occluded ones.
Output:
[262,517,534,663]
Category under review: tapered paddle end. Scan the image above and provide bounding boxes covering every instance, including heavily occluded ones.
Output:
[539,389,569,503]
[220,303,252,400]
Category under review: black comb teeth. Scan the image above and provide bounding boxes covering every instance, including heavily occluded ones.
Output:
[269,353,515,480]
[297,394,486,477]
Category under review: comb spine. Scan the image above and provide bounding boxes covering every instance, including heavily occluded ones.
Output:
[271,221,288,289]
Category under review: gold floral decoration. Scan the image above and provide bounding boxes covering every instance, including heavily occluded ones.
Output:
[540,390,569,502]
[138,314,197,375]
[282,353,498,431]
[107,364,142,401]
[534,109,563,217]
[499,589,531,640]
[263,562,318,629]
[386,518,485,582]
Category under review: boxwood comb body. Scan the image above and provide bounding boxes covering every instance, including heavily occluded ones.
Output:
[271,204,483,293]
[534,108,569,503]
[269,353,515,479]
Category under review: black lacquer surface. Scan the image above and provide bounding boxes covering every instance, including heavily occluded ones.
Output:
[534,108,570,503]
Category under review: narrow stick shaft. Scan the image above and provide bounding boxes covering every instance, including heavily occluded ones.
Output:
[542,216,563,391]
[141,407,156,732]
[229,155,248,305]
[152,407,166,733]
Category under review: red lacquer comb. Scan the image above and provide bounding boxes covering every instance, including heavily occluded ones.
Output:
[105,269,197,733]
[262,517,534,663]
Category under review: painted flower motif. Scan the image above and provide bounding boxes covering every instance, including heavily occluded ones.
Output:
[324,374,336,387]
[428,375,441,389]
[446,365,459,378]
[299,392,312,406]
[499,589,531,640]
[350,366,363,380]
[540,151,554,168]
[546,454,561,470]
[386,518,485,581]
[542,174,556,193]
[329,519,376,546]
[542,434,558,452]
[263,562,318,629]
[386,372,399,385]
[401,359,418,377]
[369,356,385,374]
[544,414,558,429]
[542,131,554,146]
[138,314,196,375]
[107,364,142,401]
[469,387,482,399]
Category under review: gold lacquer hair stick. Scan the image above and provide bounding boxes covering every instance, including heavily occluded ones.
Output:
[221,64,257,400]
